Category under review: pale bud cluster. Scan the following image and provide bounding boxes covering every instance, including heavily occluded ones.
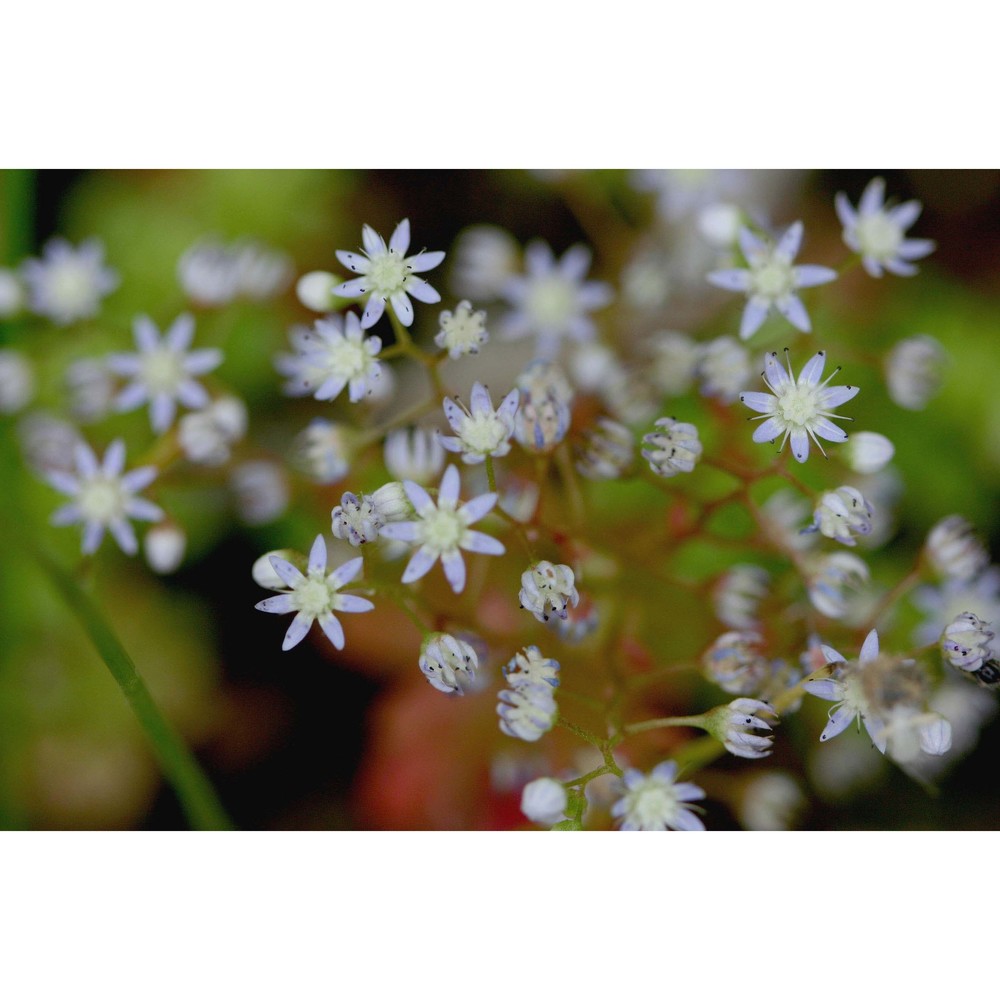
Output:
[435,300,489,359]
[641,417,702,478]
[807,552,870,619]
[294,420,352,484]
[497,646,560,742]
[519,561,579,623]
[383,426,445,485]
[941,612,995,672]
[178,397,248,466]
[419,633,479,695]
[514,362,573,454]
[331,483,413,546]
[809,486,874,546]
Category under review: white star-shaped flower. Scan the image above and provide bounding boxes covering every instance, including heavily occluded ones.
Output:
[835,177,935,278]
[333,219,445,329]
[707,222,836,339]
[254,535,375,651]
[378,465,505,593]
[500,241,613,358]
[47,439,163,555]
[740,349,858,462]
[440,381,519,464]
[21,237,119,326]
[108,314,223,433]
[611,761,706,831]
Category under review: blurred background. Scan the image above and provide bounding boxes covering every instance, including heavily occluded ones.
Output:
[1,168,999,830]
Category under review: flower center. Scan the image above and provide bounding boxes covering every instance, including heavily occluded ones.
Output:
[367,251,408,296]
[50,264,93,308]
[855,214,902,261]
[460,412,507,453]
[633,782,678,828]
[776,382,821,426]
[141,348,185,394]
[78,476,125,523]
[420,507,465,553]
[293,576,333,618]
[751,258,794,300]
[323,338,369,379]
[525,276,575,329]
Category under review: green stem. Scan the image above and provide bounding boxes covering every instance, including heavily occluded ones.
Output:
[1,169,33,345]
[622,714,708,736]
[34,549,233,831]
[484,454,497,494]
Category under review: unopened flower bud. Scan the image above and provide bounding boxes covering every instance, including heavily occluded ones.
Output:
[520,777,568,826]
[843,431,894,474]
[576,418,634,480]
[144,522,186,574]
[941,612,995,672]
[419,632,479,694]
[705,698,777,759]
[885,335,946,410]
[925,515,988,582]
[296,270,339,312]
[519,561,579,623]
[641,417,702,478]
[809,486,874,547]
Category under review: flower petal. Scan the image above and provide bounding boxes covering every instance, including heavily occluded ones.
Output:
[328,555,364,589]
[441,549,466,593]
[819,705,856,742]
[282,611,313,650]
[256,594,295,614]
[401,546,438,584]
[462,530,504,555]
[860,629,880,662]
[438,465,461,507]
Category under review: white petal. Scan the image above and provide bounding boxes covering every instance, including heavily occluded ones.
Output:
[150,394,176,432]
[318,613,345,650]
[797,351,827,387]
[559,244,592,280]
[859,629,880,662]
[124,498,164,522]
[328,555,364,588]
[789,428,810,463]
[458,492,497,524]
[740,391,776,414]
[776,221,803,260]
[176,380,209,409]
[751,417,783,443]
[897,238,935,261]
[469,381,492,415]
[166,313,196,352]
[403,480,435,516]
[390,291,414,327]
[401,546,438,584]
[793,264,837,288]
[336,250,370,274]
[115,382,149,413]
[122,466,157,492]
[763,351,792,390]
[336,595,374,614]
[819,705,855,742]
[109,518,137,555]
[819,385,860,408]
[462,530,504,555]
[888,200,922,231]
[811,417,848,443]
[776,295,811,332]
[834,192,857,230]
[361,295,385,329]
[256,594,295,614]
[389,219,410,255]
[282,611,313,650]
[378,521,419,543]
[269,556,305,588]
[404,276,440,303]
[82,520,105,554]
[308,534,327,575]
[51,502,82,525]
[102,439,126,477]
[706,268,751,292]
[407,250,445,273]
[804,679,842,701]
[438,465,461,506]
[859,177,885,216]
[496,388,520,423]
[739,299,769,339]
[133,315,160,351]
[184,348,223,375]
[361,224,385,257]
[441,549,466,593]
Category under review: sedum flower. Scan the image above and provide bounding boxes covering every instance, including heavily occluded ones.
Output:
[611,761,706,831]
[835,177,935,278]
[925,515,988,582]
[21,237,119,325]
[741,349,858,462]
[419,632,479,694]
[440,381,519,464]
[178,396,247,466]
[520,777,568,827]
[941,612,995,672]
[705,698,777,759]
[500,241,613,358]
[255,535,374,651]
[109,314,223,433]
[289,313,383,403]
[807,486,874,547]
[47,439,163,555]
[435,300,489,358]
[519,562,579,624]
[697,336,751,403]
[713,564,770,630]
[383,426,445,485]
[576,418,634,480]
[707,222,836,339]
[806,551,870,619]
[885,335,946,410]
[843,431,895,474]
[378,465,504,593]
[641,417,702,478]
[333,219,444,329]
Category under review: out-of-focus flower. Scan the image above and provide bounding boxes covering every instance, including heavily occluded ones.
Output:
[648,330,700,397]
[925,515,988,582]
[0,349,35,413]
[714,565,770,630]
[496,683,557,743]
[65,358,116,423]
[707,222,836,339]
[835,177,935,278]
[520,777,568,827]
[697,336,751,403]
[178,397,247,466]
[18,413,82,475]
[806,552,870,619]
[22,237,119,325]
[843,431,894,474]
[254,535,374,651]
[296,271,338,312]
[739,772,806,831]
[383,426,445,485]
[0,268,25,317]
[293,419,352,484]
[807,486,874,546]
[641,417,702,478]
[334,219,445,329]
[703,631,773,696]
[440,381,519,464]
[178,237,292,306]
[885,335,946,410]
[740,349,858,463]
[144,522,187,574]
[46,439,162,555]
[231,461,289,526]
[611,761,706,831]
[576,418,634,480]
[448,224,519,301]
[435,300,489,359]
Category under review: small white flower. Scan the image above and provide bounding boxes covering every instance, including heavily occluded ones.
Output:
[296,271,339,312]
[843,431,895,474]
[231,461,289,526]
[0,349,35,413]
[641,417,702,478]
[229,239,293,300]
[47,439,163,555]
[144,522,187,574]
[885,335,946,410]
[65,358,116,423]
[108,314,223,433]
[378,465,505,594]
[440,381,519,464]
[941,612,995,672]
[707,222,836,339]
[331,483,413,547]
[178,396,247,466]
[496,683,557,742]
[611,761,706,831]
[419,632,479,694]
[21,237,119,325]
[383,426,445,485]
[292,419,352,484]
[435,300,489,359]
[740,349,858,462]
[448,224,519,301]
[807,486,874,547]
[333,219,445,329]
[835,177,935,278]
[178,237,291,306]
[806,551,870,619]
[519,563,580,624]
[648,330,700,397]
[500,241,613,358]
[713,564,770,630]
[504,646,561,691]
[739,772,806,831]
[706,698,777,759]
[0,268,25,317]
[254,534,374,651]
[575,418,634,480]
[285,313,383,404]
[520,777,568,826]
[18,413,82,476]
[925,515,988,582]
[697,336,751,403]
[703,631,773,696]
